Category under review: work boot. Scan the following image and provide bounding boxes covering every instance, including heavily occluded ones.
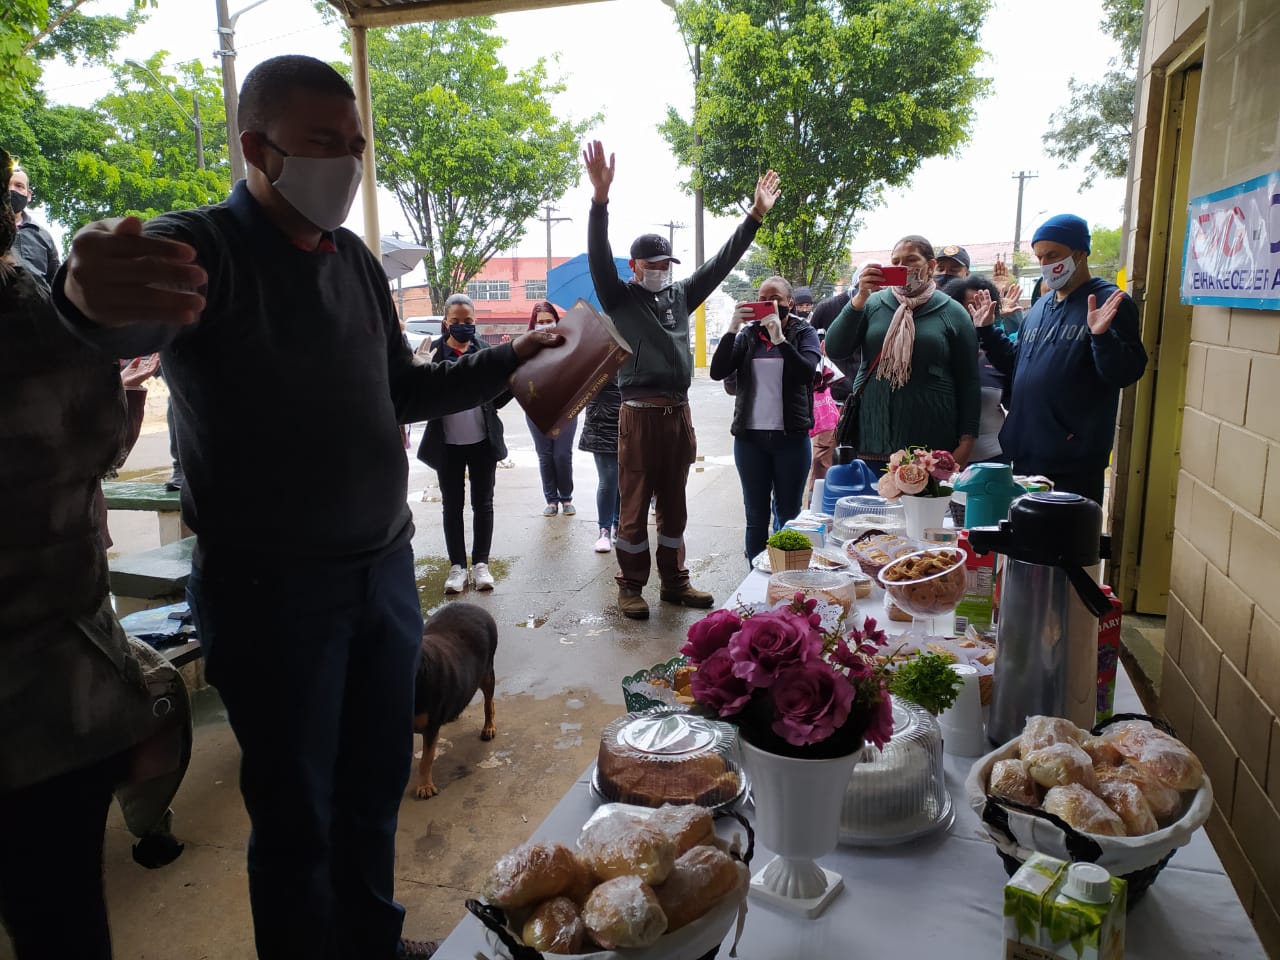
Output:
[660,583,715,609]
[397,938,440,959]
[618,589,650,620]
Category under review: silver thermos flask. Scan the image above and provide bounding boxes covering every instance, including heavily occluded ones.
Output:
[967,492,1113,746]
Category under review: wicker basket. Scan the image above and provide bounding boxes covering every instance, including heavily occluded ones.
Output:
[767,545,812,572]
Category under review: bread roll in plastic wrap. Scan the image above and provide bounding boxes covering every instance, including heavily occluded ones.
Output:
[582,875,668,949]
[1106,720,1204,791]
[1024,742,1098,792]
[482,842,580,909]
[1081,735,1124,767]
[654,845,747,932]
[1095,760,1182,822]
[579,813,675,886]
[648,803,715,857]
[1019,716,1086,758]
[1096,779,1159,836]
[521,896,586,954]
[989,759,1040,806]
[1042,783,1126,837]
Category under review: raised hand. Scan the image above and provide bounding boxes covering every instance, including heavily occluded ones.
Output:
[64,217,207,328]
[120,353,161,387]
[967,288,997,328]
[751,170,781,220]
[582,141,616,203]
[992,255,1009,284]
[999,281,1023,315]
[1087,290,1127,335]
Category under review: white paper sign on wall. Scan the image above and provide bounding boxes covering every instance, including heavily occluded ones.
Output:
[1181,168,1280,311]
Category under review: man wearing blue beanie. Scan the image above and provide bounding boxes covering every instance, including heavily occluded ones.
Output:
[965,213,1147,504]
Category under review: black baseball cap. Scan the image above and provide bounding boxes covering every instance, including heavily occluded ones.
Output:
[793,286,814,305]
[630,233,680,264]
[937,245,970,269]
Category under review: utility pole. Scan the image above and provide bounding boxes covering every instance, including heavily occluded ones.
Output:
[192,94,205,171]
[658,220,686,249]
[539,203,571,275]
[215,0,270,184]
[1011,170,1039,267]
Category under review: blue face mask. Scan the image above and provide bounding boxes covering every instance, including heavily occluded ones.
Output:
[449,323,475,343]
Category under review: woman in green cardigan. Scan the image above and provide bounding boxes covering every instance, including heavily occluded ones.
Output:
[826,235,980,471]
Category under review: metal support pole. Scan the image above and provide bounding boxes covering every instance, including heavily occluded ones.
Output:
[215,0,245,183]
[350,24,380,258]
[192,94,205,171]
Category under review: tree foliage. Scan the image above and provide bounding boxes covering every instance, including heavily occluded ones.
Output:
[345,20,596,311]
[1088,224,1122,282]
[1042,0,1142,188]
[661,0,991,289]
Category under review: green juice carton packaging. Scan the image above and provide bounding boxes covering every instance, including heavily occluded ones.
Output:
[1005,858,1127,960]
[1004,854,1069,958]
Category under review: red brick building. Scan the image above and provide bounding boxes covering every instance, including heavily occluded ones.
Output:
[398,255,571,342]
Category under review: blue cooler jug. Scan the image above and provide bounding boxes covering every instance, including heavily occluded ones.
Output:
[953,462,1025,529]
[821,447,880,514]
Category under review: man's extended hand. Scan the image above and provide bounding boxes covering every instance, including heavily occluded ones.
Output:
[120,353,161,387]
[512,326,566,361]
[750,170,781,221]
[966,289,998,328]
[999,282,1023,316]
[64,217,207,328]
[582,141,615,204]
[1087,290,1127,335]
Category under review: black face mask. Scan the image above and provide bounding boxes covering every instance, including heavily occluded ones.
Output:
[776,304,790,321]
[449,323,476,343]
[8,190,27,215]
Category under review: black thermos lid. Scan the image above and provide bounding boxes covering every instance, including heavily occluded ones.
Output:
[968,491,1104,567]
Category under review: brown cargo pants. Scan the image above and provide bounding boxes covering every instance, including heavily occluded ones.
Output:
[614,399,697,592]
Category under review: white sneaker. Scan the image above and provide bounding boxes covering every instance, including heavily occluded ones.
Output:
[594,529,612,553]
[472,562,495,591]
[444,564,467,594]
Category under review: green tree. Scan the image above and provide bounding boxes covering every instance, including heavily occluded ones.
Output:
[1088,224,1122,281]
[344,20,596,311]
[661,0,990,289]
[1042,0,1142,188]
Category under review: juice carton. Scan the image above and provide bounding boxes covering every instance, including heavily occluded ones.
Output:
[1043,864,1126,960]
[1004,854,1069,957]
[955,530,998,639]
[1096,586,1123,723]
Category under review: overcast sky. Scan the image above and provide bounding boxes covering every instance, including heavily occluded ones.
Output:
[37,0,1128,283]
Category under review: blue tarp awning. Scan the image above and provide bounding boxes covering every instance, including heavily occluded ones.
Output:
[546,253,630,311]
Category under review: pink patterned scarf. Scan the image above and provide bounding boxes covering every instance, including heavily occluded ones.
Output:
[877,282,937,389]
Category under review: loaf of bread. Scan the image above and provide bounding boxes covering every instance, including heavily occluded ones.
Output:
[582,875,668,949]
[647,803,715,857]
[989,758,1040,807]
[1095,760,1182,822]
[481,842,579,909]
[1019,716,1085,758]
[1042,783,1126,837]
[521,896,586,954]
[1024,742,1098,792]
[1080,735,1124,768]
[1096,779,1158,836]
[1106,720,1204,791]
[654,845,747,932]
[579,813,675,886]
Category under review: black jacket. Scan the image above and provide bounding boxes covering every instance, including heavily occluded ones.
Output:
[578,378,620,454]
[710,317,822,436]
[416,336,512,469]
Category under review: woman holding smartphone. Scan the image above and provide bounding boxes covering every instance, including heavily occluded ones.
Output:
[825,235,980,473]
[711,276,822,564]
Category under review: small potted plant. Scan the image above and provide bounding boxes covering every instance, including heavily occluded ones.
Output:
[888,651,964,716]
[766,528,814,572]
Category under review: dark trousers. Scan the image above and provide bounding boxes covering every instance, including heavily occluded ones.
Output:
[0,754,123,960]
[436,441,497,566]
[615,402,697,591]
[186,544,423,960]
[528,415,576,504]
[593,452,621,532]
[734,430,812,561]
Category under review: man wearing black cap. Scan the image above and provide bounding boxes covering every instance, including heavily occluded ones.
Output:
[583,140,780,619]
[935,244,970,284]
[791,286,814,319]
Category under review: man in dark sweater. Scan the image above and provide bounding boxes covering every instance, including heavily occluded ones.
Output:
[54,56,562,960]
[7,166,59,288]
[583,141,779,619]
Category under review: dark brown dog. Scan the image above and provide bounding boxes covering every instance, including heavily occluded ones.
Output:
[413,602,498,799]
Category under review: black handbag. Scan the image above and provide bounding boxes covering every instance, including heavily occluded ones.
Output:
[834,348,882,450]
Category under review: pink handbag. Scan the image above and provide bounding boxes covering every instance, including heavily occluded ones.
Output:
[811,387,839,436]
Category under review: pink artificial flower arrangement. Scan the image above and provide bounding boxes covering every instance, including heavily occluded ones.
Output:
[680,595,895,760]
[877,445,957,500]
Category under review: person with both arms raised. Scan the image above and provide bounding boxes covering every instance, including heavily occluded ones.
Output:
[966,213,1147,504]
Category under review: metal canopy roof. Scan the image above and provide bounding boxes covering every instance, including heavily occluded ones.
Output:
[324,0,600,28]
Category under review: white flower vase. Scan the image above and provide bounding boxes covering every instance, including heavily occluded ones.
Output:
[901,493,952,539]
[738,737,862,918]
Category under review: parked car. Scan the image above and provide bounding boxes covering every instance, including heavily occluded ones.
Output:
[403,316,443,353]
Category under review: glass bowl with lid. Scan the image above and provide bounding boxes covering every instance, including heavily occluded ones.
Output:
[766,568,865,617]
[830,495,905,544]
[840,696,953,845]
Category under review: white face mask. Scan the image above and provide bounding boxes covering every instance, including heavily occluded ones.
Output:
[1040,254,1078,291]
[269,152,363,232]
[638,267,672,293]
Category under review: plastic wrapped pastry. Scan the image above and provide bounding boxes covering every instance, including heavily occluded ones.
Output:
[1024,742,1098,792]
[1096,779,1159,836]
[655,845,748,932]
[482,842,580,909]
[1042,783,1126,837]
[989,758,1040,806]
[1095,760,1182,822]
[582,875,668,949]
[1080,735,1124,768]
[1019,716,1086,758]
[647,803,715,857]
[1105,720,1205,791]
[521,896,586,954]
[579,813,675,886]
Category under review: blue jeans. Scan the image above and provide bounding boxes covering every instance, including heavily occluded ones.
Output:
[734,431,812,561]
[528,415,576,504]
[187,543,423,960]
[593,452,621,531]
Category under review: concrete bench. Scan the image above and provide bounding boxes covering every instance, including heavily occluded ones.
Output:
[118,602,203,669]
[109,535,194,618]
[103,481,191,545]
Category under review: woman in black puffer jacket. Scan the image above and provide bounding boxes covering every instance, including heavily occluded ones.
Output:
[578,377,621,554]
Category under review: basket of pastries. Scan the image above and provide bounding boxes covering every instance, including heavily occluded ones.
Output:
[964,713,1213,905]
[466,804,753,959]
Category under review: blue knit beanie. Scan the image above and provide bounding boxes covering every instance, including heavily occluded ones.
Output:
[1032,214,1090,253]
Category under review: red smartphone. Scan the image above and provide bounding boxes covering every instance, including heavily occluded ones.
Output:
[879,265,909,286]
[741,301,779,323]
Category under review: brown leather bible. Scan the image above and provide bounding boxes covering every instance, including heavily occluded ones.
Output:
[510,299,632,437]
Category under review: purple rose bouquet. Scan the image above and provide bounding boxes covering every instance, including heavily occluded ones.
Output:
[681,595,895,760]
